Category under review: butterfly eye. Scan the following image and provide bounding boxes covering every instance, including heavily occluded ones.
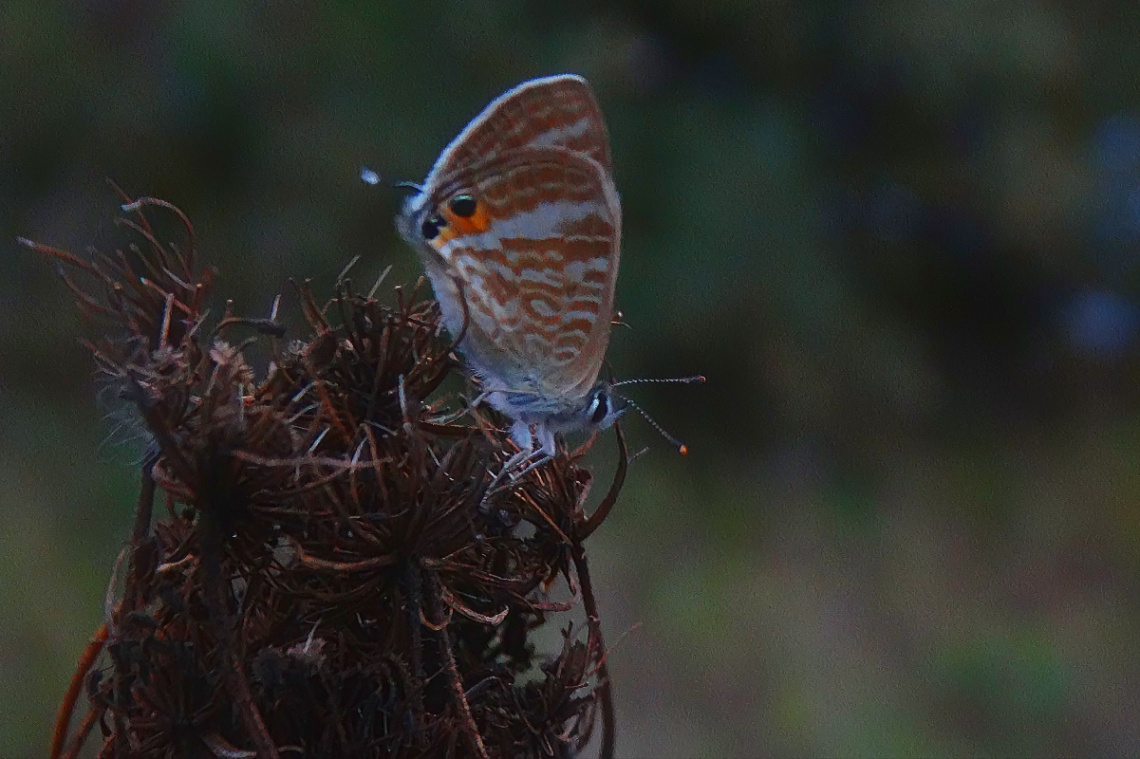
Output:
[589,392,609,425]
[449,195,478,217]
[421,214,444,240]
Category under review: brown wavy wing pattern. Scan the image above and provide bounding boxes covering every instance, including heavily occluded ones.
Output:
[440,152,620,401]
[431,75,611,183]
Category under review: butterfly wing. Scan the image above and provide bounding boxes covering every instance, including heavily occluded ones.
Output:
[427,74,611,179]
[437,150,620,405]
[398,75,620,410]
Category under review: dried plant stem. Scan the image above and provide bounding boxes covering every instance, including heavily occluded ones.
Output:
[122,454,157,616]
[49,623,108,759]
[200,509,280,759]
[60,700,106,759]
[581,423,629,540]
[573,546,615,759]
[432,583,490,759]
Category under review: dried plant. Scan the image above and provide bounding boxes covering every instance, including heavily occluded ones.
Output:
[33,194,626,759]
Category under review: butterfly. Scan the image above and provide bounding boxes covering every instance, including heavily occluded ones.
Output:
[397,75,694,471]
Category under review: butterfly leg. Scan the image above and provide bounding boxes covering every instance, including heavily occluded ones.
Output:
[483,421,537,499]
[480,423,558,512]
[510,419,535,453]
[505,424,555,482]
[499,420,537,473]
[479,422,532,512]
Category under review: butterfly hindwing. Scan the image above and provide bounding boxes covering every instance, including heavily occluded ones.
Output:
[430,148,619,403]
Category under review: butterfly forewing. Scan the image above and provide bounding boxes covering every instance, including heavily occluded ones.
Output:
[427,75,611,185]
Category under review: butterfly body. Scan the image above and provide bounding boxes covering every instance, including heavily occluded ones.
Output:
[398,75,624,459]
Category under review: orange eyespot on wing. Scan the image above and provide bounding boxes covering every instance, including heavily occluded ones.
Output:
[426,197,493,252]
[441,197,492,235]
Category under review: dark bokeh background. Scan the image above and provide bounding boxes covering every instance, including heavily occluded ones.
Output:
[5,2,1140,756]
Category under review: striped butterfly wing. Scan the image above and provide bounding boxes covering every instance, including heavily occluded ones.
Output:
[426,74,612,181]
[424,147,621,405]
[406,74,620,406]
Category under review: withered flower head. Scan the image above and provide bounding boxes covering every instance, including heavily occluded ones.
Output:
[36,196,625,759]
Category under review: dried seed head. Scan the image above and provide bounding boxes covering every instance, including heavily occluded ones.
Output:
[39,197,623,759]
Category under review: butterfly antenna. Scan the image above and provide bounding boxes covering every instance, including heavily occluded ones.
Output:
[612,375,706,389]
[615,394,692,455]
[359,166,425,195]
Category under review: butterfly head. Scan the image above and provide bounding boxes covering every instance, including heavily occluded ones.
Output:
[398,190,489,252]
[486,381,625,438]
[579,381,625,432]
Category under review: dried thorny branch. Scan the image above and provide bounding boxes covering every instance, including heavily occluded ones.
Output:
[35,197,625,759]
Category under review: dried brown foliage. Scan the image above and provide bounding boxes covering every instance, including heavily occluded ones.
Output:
[35,195,625,759]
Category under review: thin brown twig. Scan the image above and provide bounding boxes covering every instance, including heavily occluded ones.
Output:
[49,623,109,759]
[580,422,628,540]
[572,546,615,759]
[198,505,280,759]
[60,700,106,759]
[430,574,489,759]
[121,455,158,617]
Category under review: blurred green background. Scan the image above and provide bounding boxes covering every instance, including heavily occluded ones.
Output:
[4,1,1140,756]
